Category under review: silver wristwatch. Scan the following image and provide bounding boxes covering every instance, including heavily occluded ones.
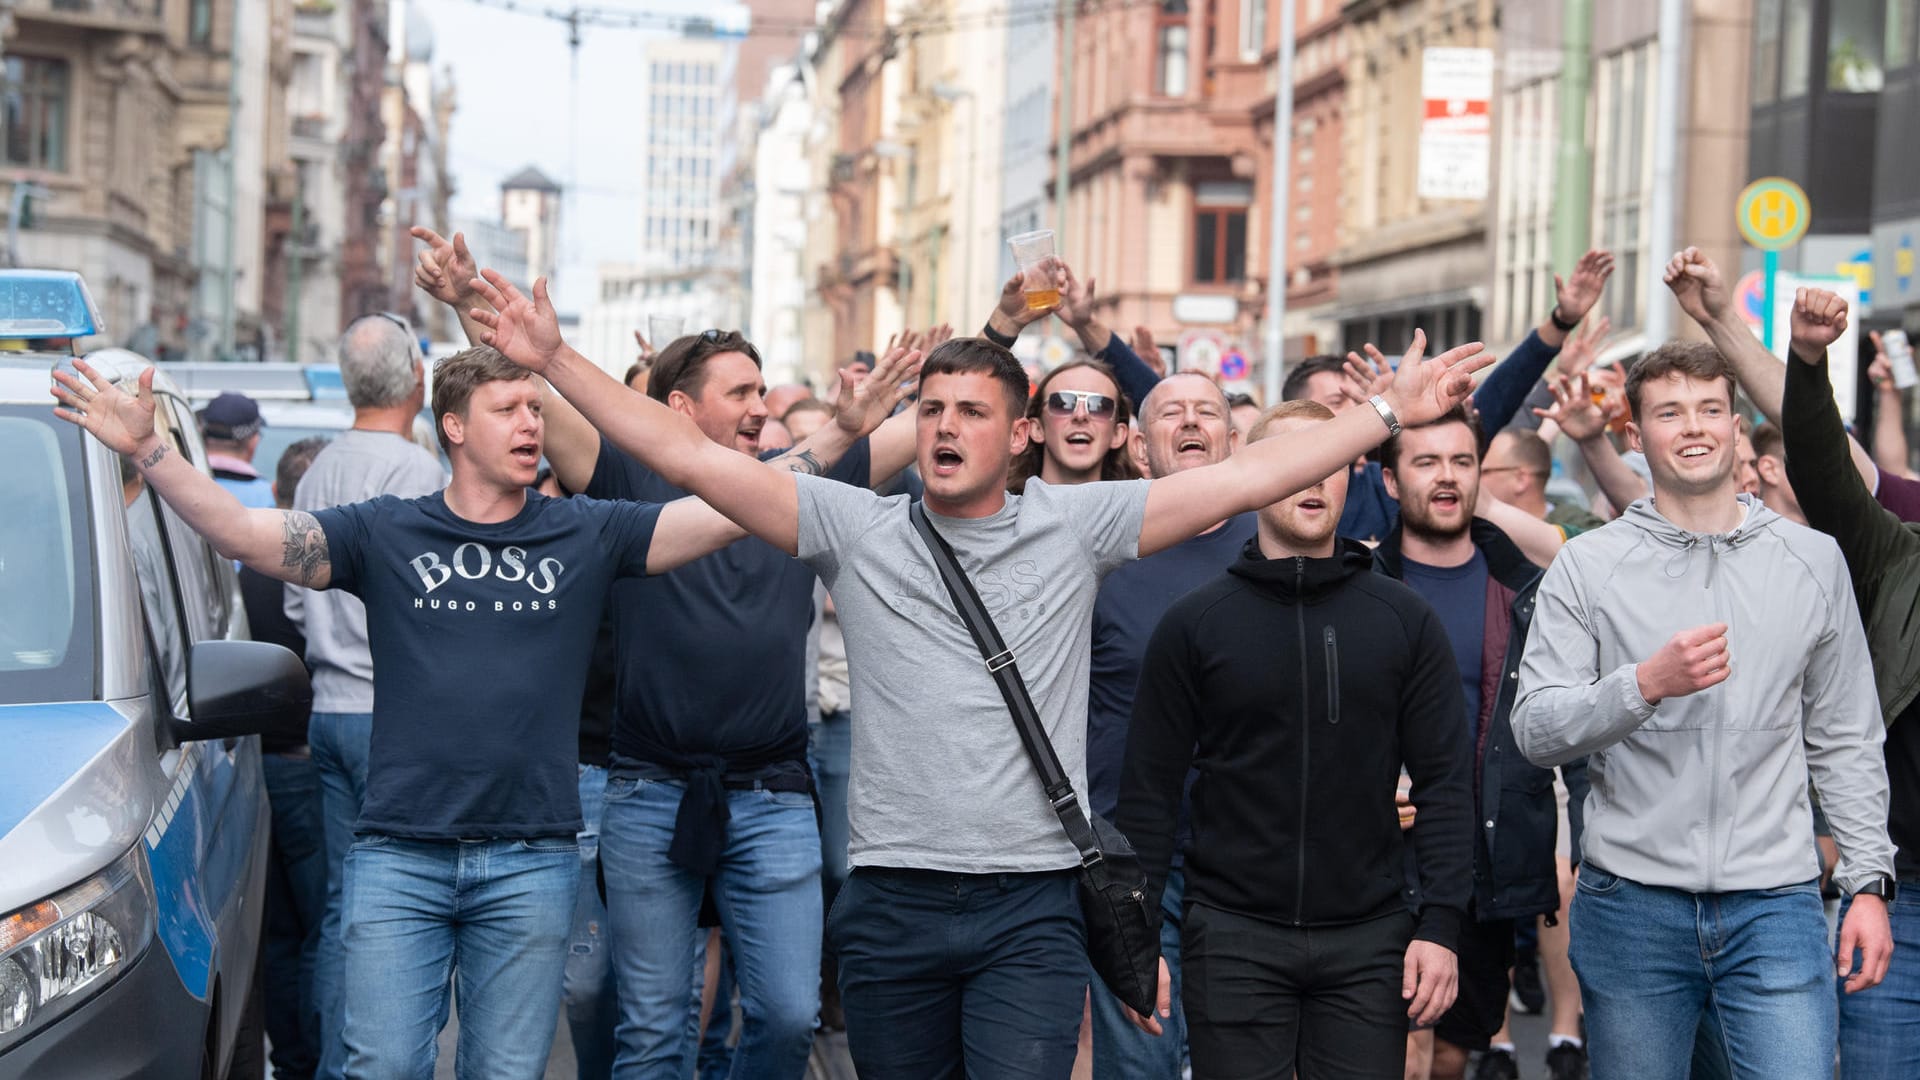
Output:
[1369,394,1402,437]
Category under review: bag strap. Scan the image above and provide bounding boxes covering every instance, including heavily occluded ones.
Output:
[908,500,1104,867]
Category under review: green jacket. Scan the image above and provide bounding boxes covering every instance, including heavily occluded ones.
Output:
[1783,353,1920,725]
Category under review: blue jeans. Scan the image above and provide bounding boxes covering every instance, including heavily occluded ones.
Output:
[689,929,737,1080]
[341,834,578,1080]
[262,751,328,1080]
[566,765,618,1080]
[1569,865,1835,1080]
[830,868,1087,1079]
[1838,888,1920,1079]
[309,710,373,1080]
[810,710,852,901]
[600,775,821,1077]
[1089,867,1185,1078]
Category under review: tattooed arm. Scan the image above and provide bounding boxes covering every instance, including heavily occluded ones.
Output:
[50,361,335,587]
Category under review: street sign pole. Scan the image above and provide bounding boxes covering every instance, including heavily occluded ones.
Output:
[1762,248,1779,351]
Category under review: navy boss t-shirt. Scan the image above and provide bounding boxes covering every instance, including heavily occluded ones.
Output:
[314,491,661,839]
[587,436,872,770]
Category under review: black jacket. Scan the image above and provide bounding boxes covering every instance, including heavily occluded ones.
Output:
[1117,539,1475,951]
[1375,520,1586,922]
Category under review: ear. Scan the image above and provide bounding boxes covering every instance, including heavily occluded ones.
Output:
[1130,426,1152,477]
[440,409,465,449]
[1381,464,1401,501]
[1010,416,1032,455]
[667,388,697,418]
[1108,422,1129,451]
[1624,421,1644,455]
[1226,426,1243,455]
[1756,454,1787,489]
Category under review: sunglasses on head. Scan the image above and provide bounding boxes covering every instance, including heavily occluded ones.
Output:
[1045,389,1118,419]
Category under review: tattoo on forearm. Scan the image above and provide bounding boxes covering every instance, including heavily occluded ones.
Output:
[138,444,167,470]
[280,511,331,586]
[777,449,827,476]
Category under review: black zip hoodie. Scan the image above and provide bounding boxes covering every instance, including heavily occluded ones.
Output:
[1116,538,1475,950]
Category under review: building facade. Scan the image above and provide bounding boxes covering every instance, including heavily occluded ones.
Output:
[501,165,562,291]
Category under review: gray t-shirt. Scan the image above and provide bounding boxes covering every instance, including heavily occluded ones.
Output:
[796,474,1152,873]
[285,429,445,713]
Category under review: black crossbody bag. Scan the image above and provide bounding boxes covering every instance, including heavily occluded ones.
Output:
[908,501,1161,1016]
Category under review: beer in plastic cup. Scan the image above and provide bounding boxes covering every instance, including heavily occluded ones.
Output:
[648,314,686,349]
[1006,230,1060,312]
[1886,329,1918,391]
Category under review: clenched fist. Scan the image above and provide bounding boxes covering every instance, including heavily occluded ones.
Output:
[1635,623,1731,706]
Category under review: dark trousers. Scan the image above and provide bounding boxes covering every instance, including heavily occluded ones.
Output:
[262,751,328,1080]
[829,867,1087,1080]
[1184,902,1414,1080]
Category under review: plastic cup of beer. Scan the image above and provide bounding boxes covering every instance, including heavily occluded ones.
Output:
[1007,230,1060,312]
[647,314,685,349]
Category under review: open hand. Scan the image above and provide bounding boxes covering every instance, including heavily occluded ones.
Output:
[410,226,480,309]
[1120,957,1174,1036]
[1636,623,1731,706]
[833,343,922,437]
[1380,330,1493,427]
[996,259,1064,328]
[1560,314,1611,377]
[1837,894,1893,994]
[467,271,566,373]
[1664,246,1730,325]
[1057,263,1098,330]
[1789,287,1849,362]
[1555,249,1616,327]
[1533,373,1609,442]
[1344,343,1396,406]
[50,358,159,457]
[1403,941,1459,1025]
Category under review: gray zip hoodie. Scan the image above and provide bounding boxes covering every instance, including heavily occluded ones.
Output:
[1511,495,1893,894]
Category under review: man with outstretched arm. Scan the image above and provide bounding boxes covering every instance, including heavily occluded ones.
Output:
[464,269,1491,1079]
[1780,287,1920,1080]
[1509,329,1894,1080]
[48,344,907,1080]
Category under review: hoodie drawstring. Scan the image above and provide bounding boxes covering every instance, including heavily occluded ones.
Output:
[1661,534,1731,589]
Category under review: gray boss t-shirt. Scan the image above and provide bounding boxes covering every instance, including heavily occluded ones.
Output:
[796,474,1152,873]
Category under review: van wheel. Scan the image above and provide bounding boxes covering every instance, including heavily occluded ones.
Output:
[221,956,267,1080]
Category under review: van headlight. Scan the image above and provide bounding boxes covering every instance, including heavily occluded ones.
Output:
[0,847,155,1052]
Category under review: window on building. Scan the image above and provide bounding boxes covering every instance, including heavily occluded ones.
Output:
[1890,0,1919,69]
[190,0,214,45]
[1192,207,1247,283]
[1158,0,1191,96]
[3,57,68,172]
[1240,0,1266,60]
[1782,0,1813,97]
[1829,0,1885,91]
[1752,0,1782,103]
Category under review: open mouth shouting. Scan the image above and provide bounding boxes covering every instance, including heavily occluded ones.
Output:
[1428,486,1464,513]
[931,444,966,477]
[1295,495,1327,515]
[510,440,540,469]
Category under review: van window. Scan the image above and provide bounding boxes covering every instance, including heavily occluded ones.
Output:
[125,483,188,717]
[0,409,95,705]
[156,392,232,638]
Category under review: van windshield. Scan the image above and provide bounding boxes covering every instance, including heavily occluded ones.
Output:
[0,407,95,705]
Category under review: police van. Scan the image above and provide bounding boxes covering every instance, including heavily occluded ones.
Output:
[0,272,310,1077]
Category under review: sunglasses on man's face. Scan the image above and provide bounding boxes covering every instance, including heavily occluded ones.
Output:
[1045,390,1118,419]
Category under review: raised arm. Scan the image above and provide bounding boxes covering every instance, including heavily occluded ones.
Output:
[468,272,805,554]
[1139,332,1492,556]
[1475,490,1565,564]
[1535,373,1649,512]
[1057,265,1162,408]
[1867,334,1914,479]
[52,361,332,588]
[1471,250,1613,440]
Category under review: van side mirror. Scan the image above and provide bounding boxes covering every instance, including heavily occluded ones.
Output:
[178,640,312,743]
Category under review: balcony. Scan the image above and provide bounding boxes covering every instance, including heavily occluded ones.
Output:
[17,0,163,33]
[294,2,338,41]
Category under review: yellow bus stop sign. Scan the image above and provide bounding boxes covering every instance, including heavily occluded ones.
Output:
[1737,178,1811,251]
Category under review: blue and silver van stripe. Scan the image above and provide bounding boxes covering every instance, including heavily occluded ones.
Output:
[0,702,130,842]
[143,743,198,850]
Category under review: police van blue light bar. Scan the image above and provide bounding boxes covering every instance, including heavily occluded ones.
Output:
[0,270,102,339]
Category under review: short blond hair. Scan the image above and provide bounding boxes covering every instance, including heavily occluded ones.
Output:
[1247,399,1335,442]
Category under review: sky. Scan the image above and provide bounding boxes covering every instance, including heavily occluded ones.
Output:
[416,0,702,316]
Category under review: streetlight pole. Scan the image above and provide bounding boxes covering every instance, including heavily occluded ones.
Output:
[1054,0,1074,238]
[1644,0,1687,345]
[1261,0,1296,406]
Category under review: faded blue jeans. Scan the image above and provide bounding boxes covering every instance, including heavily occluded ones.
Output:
[308,710,373,1080]
[1569,864,1835,1080]
[341,834,578,1080]
[565,765,617,1080]
[601,775,821,1078]
[1838,887,1920,1080]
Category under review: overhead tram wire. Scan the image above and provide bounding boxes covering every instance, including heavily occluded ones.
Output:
[449,0,1152,44]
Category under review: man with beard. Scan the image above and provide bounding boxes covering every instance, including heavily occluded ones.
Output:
[1374,405,1591,1080]
[1117,400,1474,1078]
[1081,370,1254,1075]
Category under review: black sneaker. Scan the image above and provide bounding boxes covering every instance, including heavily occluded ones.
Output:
[1545,1042,1589,1080]
[1509,947,1545,1015]
[1471,1047,1520,1080]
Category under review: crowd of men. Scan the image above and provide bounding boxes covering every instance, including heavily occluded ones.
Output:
[46,227,1916,1080]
